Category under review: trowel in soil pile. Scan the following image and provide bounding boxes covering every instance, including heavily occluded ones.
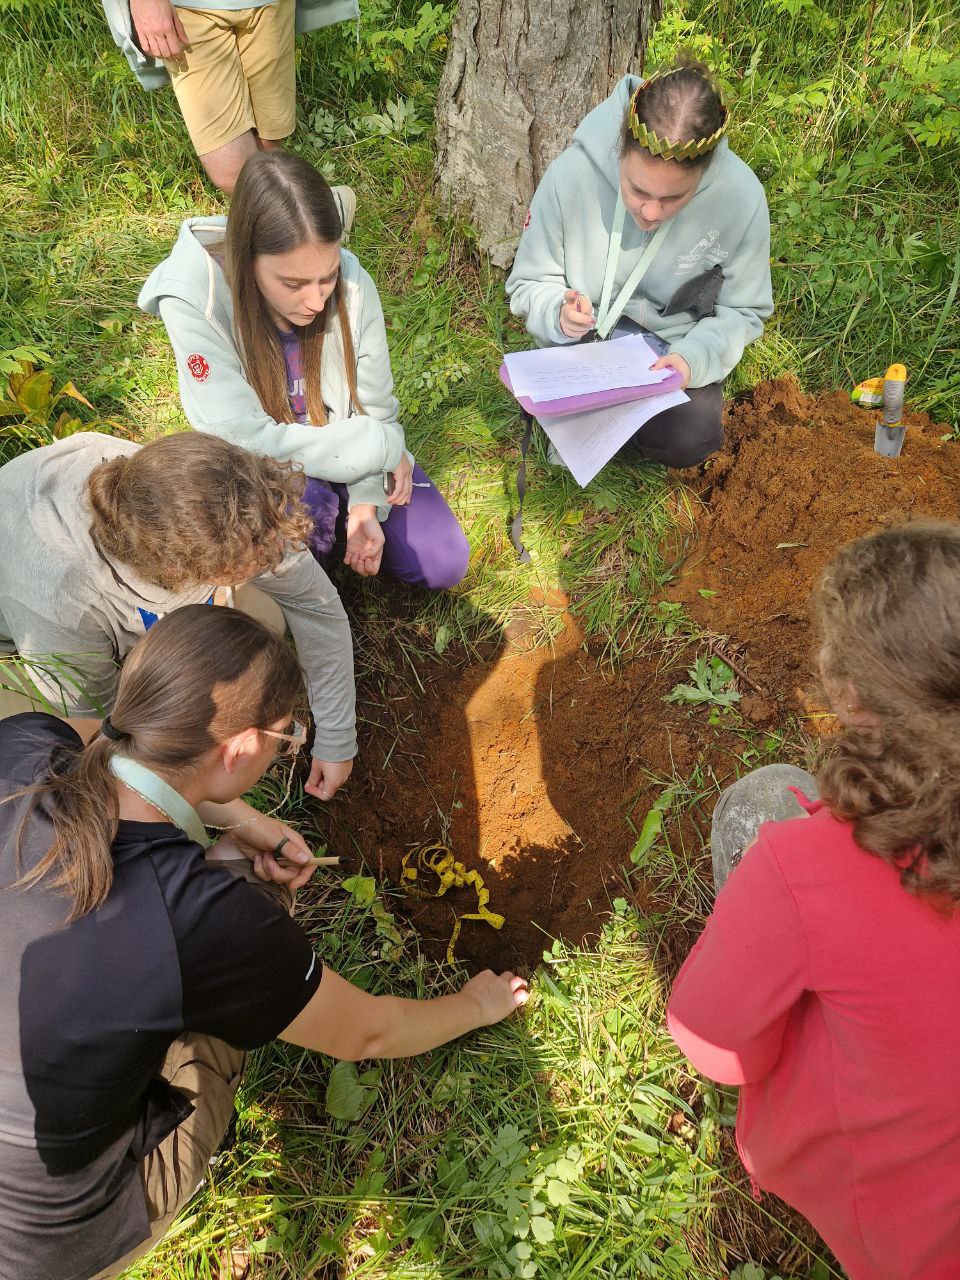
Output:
[874,363,908,458]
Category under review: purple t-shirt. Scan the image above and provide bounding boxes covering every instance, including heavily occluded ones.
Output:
[278,327,307,424]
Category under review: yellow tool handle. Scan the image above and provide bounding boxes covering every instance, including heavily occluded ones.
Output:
[882,363,907,428]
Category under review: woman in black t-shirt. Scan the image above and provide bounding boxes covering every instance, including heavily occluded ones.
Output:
[0,605,528,1280]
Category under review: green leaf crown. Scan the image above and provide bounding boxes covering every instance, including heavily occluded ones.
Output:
[628,67,729,161]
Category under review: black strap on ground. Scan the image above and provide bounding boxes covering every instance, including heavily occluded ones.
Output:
[509,410,535,563]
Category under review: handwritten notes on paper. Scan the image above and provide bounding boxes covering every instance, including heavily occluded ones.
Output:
[538,390,689,487]
[502,334,669,400]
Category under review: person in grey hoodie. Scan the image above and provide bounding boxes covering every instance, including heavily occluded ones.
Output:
[0,431,357,800]
[507,60,773,469]
[140,150,470,590]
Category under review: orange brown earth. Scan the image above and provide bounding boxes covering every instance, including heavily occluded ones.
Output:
[317,609,745,973]
[671,377,960,712]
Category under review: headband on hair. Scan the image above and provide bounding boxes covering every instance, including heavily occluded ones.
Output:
[100,717,125,741]
[628,66,729,162]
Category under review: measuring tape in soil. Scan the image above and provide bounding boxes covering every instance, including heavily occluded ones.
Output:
[400,841,505,965]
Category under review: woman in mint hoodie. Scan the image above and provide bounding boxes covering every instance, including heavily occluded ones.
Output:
[140,151,469,589]
[506,60,773,469]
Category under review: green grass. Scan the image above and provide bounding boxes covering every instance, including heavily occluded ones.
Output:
[1,0,957,1274]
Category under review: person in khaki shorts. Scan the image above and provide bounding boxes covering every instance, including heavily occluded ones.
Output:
[0,605,529,1279]
[134,0,295,191]
[99,0,358,192]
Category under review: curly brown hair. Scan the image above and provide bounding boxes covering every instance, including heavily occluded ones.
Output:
[87,432,313,590]
[814,522,960,904]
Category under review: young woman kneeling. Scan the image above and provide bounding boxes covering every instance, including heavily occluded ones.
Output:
[0,605,526,1280]
[507,58,773,469]
[141,151,469,589]
[669,523,960,1278]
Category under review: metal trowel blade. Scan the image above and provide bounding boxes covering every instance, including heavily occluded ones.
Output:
[874,424,906,458]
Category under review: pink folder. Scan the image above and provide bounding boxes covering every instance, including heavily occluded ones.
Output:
[499,361,684,418]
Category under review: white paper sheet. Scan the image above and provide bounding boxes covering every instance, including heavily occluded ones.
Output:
[537,390,689,487]
[503,334,669,400]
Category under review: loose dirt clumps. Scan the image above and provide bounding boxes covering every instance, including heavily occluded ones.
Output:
[670,377,960,711]
[320,612,742,973]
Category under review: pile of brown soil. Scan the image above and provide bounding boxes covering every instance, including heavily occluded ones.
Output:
[670,378,960,713]
[318,612,743,973]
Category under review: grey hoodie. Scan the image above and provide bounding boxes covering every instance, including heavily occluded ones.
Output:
[506,75,773,388]
[0,433,356,761]
[139,218,407,519]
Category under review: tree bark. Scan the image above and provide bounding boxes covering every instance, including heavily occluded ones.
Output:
[435,0,661,269]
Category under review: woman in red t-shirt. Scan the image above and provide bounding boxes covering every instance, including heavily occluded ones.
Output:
[669,522,960,1280]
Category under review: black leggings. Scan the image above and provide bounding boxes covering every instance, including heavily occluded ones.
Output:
[625,382,723,469]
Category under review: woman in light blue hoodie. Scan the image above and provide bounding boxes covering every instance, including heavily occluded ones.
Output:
[140,151,469,590]
[507,60,773,469]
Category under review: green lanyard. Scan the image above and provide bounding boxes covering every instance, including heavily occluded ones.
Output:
[109,754,212,849]
[595,193,671,340]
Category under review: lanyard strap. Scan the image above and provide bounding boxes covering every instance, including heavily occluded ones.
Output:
[595,194,671,340]
[109,754,212,849]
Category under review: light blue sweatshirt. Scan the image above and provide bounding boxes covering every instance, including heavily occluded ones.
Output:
[139,218,408,518]
[100,0,358,89]
[506,75,773,388]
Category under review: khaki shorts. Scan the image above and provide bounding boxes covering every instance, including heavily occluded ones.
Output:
[90,859,293,1280]
[164,0,296,156]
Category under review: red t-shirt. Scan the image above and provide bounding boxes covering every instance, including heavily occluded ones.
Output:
[668,799,960,1280]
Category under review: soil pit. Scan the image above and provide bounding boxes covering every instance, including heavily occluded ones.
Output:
[671,377,960,712]
[319,613,743,973]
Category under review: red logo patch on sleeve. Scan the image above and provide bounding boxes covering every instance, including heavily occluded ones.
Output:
[187,354,210,383]
[523,209,532,231]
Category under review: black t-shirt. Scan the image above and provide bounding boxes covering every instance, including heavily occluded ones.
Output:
[0,715,323,1280]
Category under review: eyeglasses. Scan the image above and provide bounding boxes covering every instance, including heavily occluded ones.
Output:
[260,718,306,758]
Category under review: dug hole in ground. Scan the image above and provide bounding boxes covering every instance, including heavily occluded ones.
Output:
[314,377,958,977]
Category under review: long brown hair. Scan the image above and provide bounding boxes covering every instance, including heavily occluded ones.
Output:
[224,150,364,427]
[10,605,303,921]
[88,433,313,591]
[814,522,960,903]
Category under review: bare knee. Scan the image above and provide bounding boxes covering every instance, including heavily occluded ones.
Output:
[199,131,259,194]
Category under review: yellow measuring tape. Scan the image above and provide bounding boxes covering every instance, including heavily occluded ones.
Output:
[401,841,505,964]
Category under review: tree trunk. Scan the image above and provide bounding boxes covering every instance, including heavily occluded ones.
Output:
[434,0,661,269]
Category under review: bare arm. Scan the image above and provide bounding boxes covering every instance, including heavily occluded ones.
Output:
[280,967,528,1060]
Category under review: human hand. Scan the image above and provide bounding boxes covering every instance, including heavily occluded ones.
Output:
[651,352,691,389]
[462,970,530,1026]
[559,289,596,339]
[208,822,317,889]
[387,453,414,507]
[130,0,188,59]
[306,756,353,801]
[345,505,385,576]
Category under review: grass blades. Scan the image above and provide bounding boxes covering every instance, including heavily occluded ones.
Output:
[0,0,956,1274]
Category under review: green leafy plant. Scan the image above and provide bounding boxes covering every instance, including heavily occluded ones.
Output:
[0,358,122,460]
[666,655,741,714]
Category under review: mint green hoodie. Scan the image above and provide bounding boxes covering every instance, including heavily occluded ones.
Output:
[506,75,773,388]
[139,218,408,518]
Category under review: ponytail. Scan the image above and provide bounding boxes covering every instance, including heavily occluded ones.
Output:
[9,605,304,920]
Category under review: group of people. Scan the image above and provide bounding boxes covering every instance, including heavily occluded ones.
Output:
[0,16,956,1279]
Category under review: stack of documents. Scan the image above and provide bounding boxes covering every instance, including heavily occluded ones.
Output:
[500,334,689,486]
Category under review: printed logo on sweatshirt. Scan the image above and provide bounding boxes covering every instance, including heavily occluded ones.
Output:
[676,228,728,274]
[187,353,210,383]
